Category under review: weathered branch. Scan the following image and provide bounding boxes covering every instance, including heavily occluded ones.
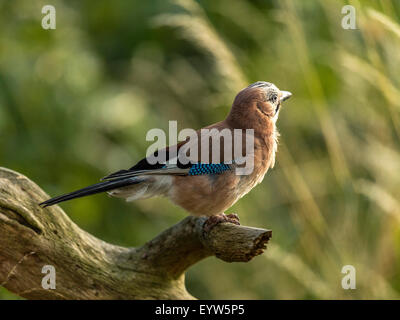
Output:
[0,167,271,299]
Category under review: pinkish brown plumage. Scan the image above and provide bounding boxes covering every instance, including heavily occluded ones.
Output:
[40,82,292,220]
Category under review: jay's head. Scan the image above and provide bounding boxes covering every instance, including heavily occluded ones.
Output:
[228,81,291,129]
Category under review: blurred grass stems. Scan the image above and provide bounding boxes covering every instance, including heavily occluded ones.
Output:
[276,0,349,272]
[279,0,351,184]
[152,0,247,95]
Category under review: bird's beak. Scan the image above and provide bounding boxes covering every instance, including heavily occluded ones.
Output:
[281,91,292,102]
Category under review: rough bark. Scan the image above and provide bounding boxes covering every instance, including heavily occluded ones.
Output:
[0,167,271,300]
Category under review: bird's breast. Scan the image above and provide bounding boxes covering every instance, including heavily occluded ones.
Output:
[167,128,278,216]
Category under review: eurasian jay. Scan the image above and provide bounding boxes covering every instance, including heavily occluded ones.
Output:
[40,81,291,224]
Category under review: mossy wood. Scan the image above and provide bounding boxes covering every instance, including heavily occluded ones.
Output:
[0,167,271,299]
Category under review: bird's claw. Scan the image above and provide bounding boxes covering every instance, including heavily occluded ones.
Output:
[225,213,240,223]
[203,213,240,233]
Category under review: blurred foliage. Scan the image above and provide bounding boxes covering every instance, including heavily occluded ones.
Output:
[1,0,400,299]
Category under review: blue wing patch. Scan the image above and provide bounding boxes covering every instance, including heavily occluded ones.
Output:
[188,163,231,176]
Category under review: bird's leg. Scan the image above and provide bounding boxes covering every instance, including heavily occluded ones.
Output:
[203,213,240,233]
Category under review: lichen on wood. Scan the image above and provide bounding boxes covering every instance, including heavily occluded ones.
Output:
[0,167,271,299]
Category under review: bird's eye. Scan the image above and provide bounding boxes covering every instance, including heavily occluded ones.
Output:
[269,93,278,104]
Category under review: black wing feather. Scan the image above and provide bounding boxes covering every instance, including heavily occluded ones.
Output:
[102,144,191,181]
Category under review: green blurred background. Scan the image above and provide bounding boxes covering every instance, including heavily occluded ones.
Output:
[1,0,400,299]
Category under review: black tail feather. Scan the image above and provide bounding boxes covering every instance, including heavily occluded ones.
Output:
[101,169,130,181]
[39,177,142,208]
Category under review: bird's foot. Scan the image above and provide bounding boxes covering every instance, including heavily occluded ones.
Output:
[203,213,240,233]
